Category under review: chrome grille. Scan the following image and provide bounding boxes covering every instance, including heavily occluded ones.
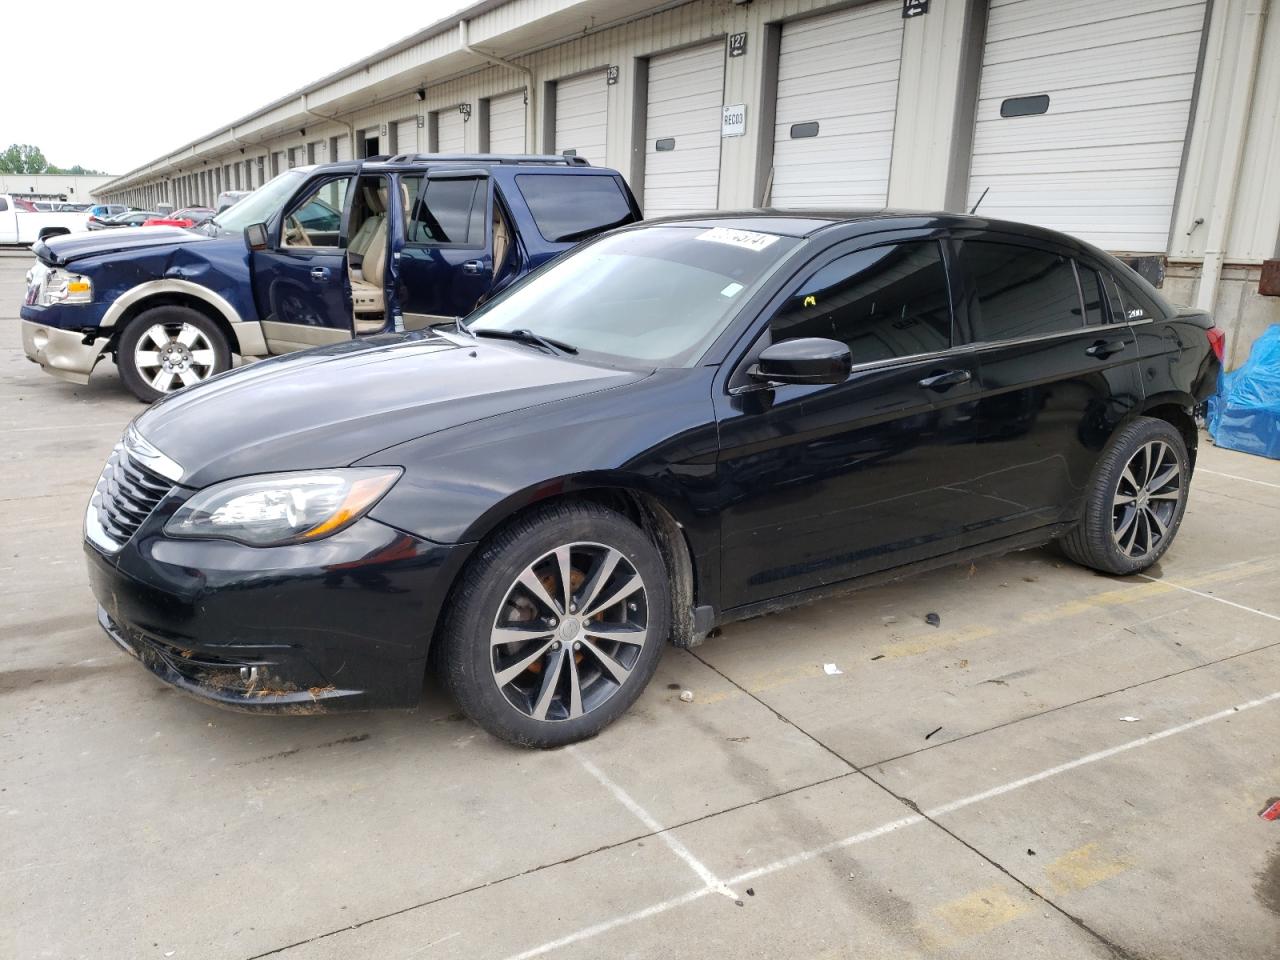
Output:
[89,444,173,549]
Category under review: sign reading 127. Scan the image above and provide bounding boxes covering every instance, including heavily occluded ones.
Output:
[903,0,930,16]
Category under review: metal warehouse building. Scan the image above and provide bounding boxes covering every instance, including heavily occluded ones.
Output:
[96,0,1280,365]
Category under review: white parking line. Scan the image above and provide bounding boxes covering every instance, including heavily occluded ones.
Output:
[3,421,124,434]
[1138,574,1280,622]
[508,690,1280,960]
[570,747,738,900]
[1199,468,1280,491]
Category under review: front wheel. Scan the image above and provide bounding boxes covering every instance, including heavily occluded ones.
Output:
[117,306,230,403]
[1060,416,1190,575]
[440,502,670,748]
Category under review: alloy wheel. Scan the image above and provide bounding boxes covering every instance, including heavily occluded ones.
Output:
[1112,439,1182,559]
[490,542,648,722]
[133,322,216,393]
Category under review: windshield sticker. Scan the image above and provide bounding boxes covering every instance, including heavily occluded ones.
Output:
[696,227,780,252]
[720,281,745,298]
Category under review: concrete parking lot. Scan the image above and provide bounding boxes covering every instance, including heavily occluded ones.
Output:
[2,247,1279,960]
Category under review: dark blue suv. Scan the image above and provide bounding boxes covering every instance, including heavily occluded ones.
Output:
[21,155,641,400]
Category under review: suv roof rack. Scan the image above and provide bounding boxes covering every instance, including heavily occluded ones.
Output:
[381,153,591,166]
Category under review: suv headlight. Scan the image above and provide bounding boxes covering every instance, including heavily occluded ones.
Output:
[36,268,93,306]
[164,468,402,546]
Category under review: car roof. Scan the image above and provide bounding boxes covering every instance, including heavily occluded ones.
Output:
[298,154,615,176]
[639,208,1105,251]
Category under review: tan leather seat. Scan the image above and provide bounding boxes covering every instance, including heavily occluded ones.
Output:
[350,218,387,318]
[349,181,410,334]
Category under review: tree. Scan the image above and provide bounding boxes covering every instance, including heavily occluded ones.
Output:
[0,144,49,174]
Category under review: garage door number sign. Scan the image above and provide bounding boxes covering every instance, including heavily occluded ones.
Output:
[722,104,747,138]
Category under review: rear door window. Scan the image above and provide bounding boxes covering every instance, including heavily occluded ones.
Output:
[770,241,953,365]
[515,174,636,243]
[403,175,485,246]
[955,240,1083,342]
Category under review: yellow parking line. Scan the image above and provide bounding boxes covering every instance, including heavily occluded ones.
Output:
[1044,843,1130,895]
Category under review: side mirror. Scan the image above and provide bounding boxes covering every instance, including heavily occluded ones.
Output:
[750,338,851,386]
[244,222,269,252]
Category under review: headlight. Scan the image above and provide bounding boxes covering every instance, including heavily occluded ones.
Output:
[164,468,401,546]
[36,268,93,306]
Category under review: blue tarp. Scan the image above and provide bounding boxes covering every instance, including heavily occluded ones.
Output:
[1208,324,1280,459]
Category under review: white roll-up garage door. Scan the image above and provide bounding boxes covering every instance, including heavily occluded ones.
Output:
[394,118,418,156]
[968,0,1208,253]
[770,1,904,208]
[334,135,352,162]
[643,42,725,217]
[436,108,465,153]
[555,70,608,165]
[488,90,526,153]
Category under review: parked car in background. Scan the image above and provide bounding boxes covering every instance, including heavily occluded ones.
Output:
[21,154,640,401]
[80,211,1222,745]
[214,190,249,213]
[0,194,90,244]
[154,203,175,217]
[86,210,160,230]
[143,207,214,228]
[87,204,130,229]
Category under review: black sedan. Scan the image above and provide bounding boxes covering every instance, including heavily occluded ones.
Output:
[84,212,1222,746]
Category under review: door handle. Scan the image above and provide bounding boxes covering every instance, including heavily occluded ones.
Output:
[310,267,330,282]
[1085,338,1127,359]
[461,260,484,275]
[917,369,972,392]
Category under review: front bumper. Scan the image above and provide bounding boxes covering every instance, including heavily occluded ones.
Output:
[21,318,109,384]
[85,512,474,714]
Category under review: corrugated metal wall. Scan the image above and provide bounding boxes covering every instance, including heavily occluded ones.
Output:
[97,0,1278,269]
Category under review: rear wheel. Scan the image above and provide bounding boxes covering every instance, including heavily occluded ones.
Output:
[117,306,230,403]
[1060,416,1190,575]
[440,502,669,748]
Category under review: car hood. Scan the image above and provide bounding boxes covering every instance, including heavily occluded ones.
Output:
[34,226,209,267]
[133,332,649,489]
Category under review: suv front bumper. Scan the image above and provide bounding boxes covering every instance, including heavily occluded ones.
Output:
[21,319,108,384]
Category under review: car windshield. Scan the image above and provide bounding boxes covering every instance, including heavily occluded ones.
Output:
[209,171,307,233]
[465,225,799,368]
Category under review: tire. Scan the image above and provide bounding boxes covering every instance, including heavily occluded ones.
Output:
[117,305,230,403]
[1059,416,1191,575]
[440,501,670,748]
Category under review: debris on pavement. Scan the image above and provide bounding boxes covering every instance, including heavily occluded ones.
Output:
[823,663,843,675]
[1119,716,1141,723]
[870,654,885,661]
[925,725,942,740]
[679,689,694,703]
[666,683,681,690]
[1027,849,1037,856]
[1260,798,1280,821]
[746,888,755,897]
[925,612,941,627]
[881,615,898,625]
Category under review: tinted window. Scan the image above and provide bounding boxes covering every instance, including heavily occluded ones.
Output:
[770,241,952,365]
[405,176,484,245]
[957,241,1082,341]
[0,197,7,212]
[1077,264,1108,325]
[516,174,635,243]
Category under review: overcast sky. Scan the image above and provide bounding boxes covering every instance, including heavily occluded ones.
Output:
[2,0,471,175]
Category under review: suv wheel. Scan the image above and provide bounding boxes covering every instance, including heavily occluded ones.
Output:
[1060,416,1190,575]
[440,502,669,748]
[118,306,230,403]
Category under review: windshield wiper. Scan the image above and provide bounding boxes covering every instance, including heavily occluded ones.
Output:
[472,327,578,356]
